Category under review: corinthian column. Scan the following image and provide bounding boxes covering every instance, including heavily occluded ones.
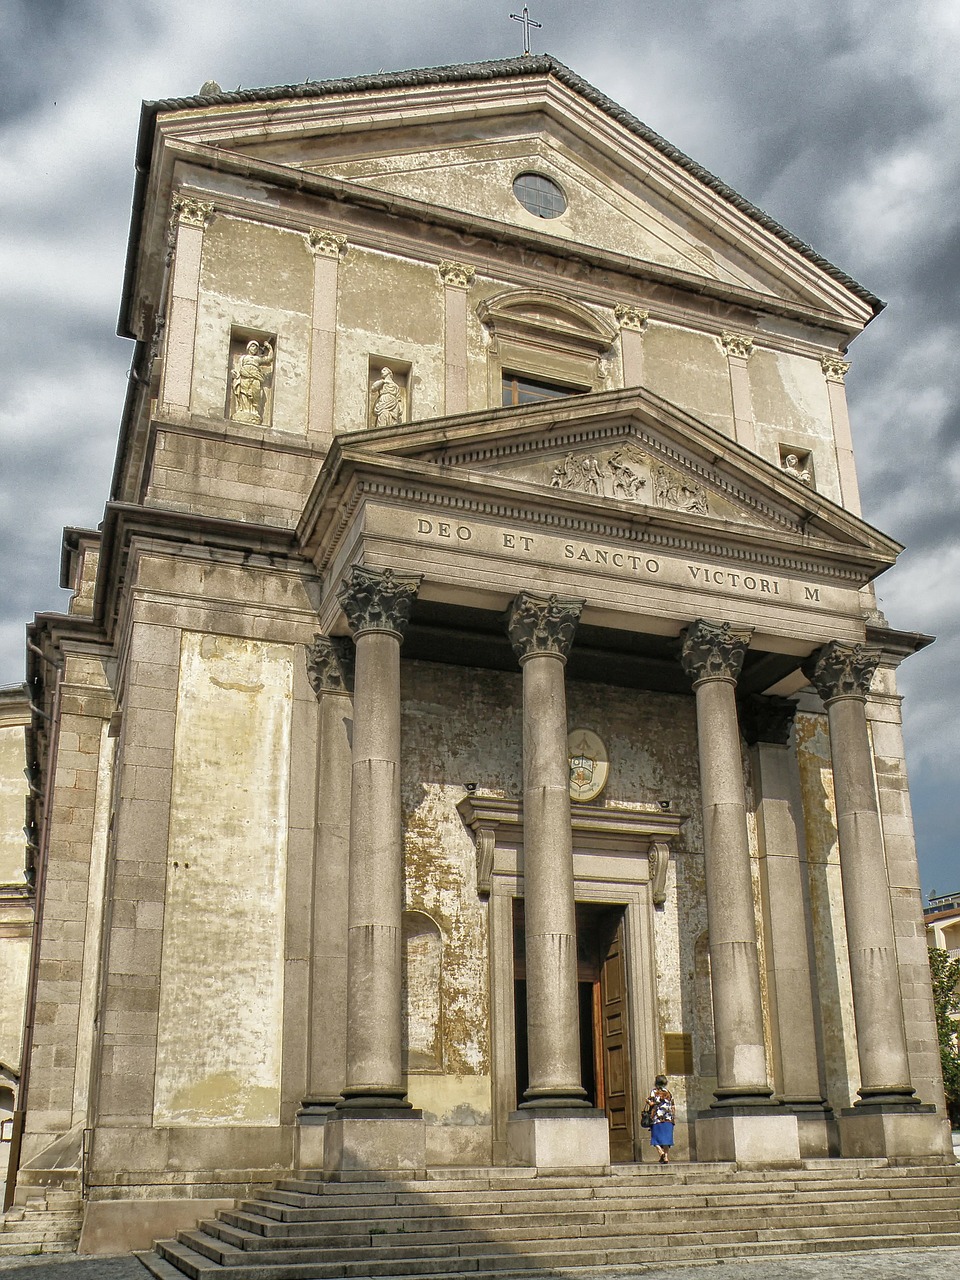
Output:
[802,641,918,1108]
[506,591,588,1108]
[337,566,422,1111]
[680,619,772,1106]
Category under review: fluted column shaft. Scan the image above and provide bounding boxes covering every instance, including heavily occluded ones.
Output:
[804,642,916,1106]
[507,592,588,1108]
[681,620,772,1105]
[337,566,421,1110]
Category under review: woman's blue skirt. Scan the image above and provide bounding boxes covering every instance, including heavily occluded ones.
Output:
[650,1120,674,1147]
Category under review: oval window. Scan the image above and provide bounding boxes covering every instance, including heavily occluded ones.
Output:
[513,172,567,219]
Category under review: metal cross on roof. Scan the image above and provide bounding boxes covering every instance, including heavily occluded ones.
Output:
[510,6,542,56]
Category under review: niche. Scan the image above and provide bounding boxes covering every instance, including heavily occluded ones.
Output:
[368,358,411,430]
[226,327,276,426]
[401,910,443,1072]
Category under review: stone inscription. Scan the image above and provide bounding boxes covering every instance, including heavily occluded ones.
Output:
[413,516,826,604]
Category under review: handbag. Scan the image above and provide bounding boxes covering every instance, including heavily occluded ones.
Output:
[640,1103,653,1129]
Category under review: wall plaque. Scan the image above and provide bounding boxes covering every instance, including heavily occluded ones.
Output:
[567,729,609,803]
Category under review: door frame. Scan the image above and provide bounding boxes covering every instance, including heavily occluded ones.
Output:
[459,796,684,1165]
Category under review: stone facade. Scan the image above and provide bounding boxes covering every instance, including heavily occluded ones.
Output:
[0,55,950,1251]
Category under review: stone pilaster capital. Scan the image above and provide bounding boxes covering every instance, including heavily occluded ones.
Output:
[680,619,753,687]
[305,634,354,697]
[171,194,214,230]
[719,332,754,360]
[506,591,584,663]
[308,228,347,258]
[614,304,649,332]
[802,640,881,703]
[820,354,851,382]
[739,694,797,746]
[438,260,475,289]
[337,566,423,641]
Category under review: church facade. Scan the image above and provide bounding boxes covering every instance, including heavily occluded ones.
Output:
[4,56,952,1250]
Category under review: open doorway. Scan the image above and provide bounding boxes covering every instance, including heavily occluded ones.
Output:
[513,900,635,1161]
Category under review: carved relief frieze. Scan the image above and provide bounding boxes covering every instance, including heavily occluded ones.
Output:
[653,463,709,515]
[614,304,649,332]
[802,641,881,702]
[308,228,347,258]
[337,565,423,638]
[821,354,851,382]
[438,261,476,289]
[680,619,754,685]
[719,332,754,360]
[306,635,355,697]
[548,445,708,515]
[506,590,584,661]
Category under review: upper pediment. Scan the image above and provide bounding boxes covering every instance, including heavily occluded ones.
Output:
[302,387,900,581]
[147,59,878,330]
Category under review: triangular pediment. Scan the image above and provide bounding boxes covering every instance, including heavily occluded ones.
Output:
[307,387,900,578]
[152,61,877,329]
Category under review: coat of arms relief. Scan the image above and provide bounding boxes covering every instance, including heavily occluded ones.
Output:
[548,446,710,516]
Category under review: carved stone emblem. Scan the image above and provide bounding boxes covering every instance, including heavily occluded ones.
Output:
[821,354,851,382]
[337,566,423,638]
[719,332,754,360]
[506,591,584,661]
[680,619,754,685]
[438,261,475,289]
[567,729,609,803]
[802,641,881,702]
[306,635,355,697]
[308,228,347,258]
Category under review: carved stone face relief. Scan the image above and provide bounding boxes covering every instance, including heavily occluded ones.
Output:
[548,445,709,515]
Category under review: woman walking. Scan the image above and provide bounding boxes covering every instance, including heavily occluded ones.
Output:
[645,1073,675,1163]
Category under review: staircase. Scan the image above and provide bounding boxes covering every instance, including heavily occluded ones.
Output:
[0,1187,84,1256]
[135,1160,960,1278]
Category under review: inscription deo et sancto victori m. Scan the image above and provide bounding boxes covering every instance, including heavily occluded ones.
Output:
[414,517,824,603]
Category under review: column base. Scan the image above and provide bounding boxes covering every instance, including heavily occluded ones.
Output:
[696,1107,800,1166]
[781,1102,836,1159]
[323,1113,426,1178]
[838,1104,951,1160]
[507,1108,610,1170]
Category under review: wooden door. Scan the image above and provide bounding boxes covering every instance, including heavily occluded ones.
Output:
[599,915,634,1161]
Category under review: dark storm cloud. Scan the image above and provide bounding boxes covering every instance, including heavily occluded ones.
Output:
[2,0,958,893]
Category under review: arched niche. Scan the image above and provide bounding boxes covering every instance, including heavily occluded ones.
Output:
[401,910,443,1073]
[478,290,618,405]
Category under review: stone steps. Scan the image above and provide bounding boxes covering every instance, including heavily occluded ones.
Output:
[135,1160,960,1279]
[0,1190,84,1256]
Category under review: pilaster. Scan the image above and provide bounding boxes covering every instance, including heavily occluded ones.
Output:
[719,332,757,451]
[615,304,648,388]
[307,230,347,444]
[821,355,862,515]
[159,195,213,417]
[439,261,474,415]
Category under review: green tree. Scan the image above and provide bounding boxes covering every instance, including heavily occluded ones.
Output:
[928,947,960,1128]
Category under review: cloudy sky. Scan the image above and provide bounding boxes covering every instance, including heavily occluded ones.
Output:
[2,0,957,897]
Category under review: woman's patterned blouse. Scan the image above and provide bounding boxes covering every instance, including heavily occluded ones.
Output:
[646,1088,675,1123]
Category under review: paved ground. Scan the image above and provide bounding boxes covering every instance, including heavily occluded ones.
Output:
[2,1248,960,1279]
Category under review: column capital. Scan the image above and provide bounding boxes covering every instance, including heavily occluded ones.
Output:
[740,694,797,746]
[337,566,423,641]
[614,303,649,331]
[821,354,851,382]
[306,635,354,697]
[719,332,754,360]
[506,591,583,663]
[680,619,753,686]
[438,260,475,289]
[171,193,214,229]
[802,640,881,703]
[308,228,347,258]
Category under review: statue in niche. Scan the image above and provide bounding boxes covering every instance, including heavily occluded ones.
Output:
[782,453,812,484]
[370,367,405,429]
[608,449,647,500]
[231,339,273,425]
